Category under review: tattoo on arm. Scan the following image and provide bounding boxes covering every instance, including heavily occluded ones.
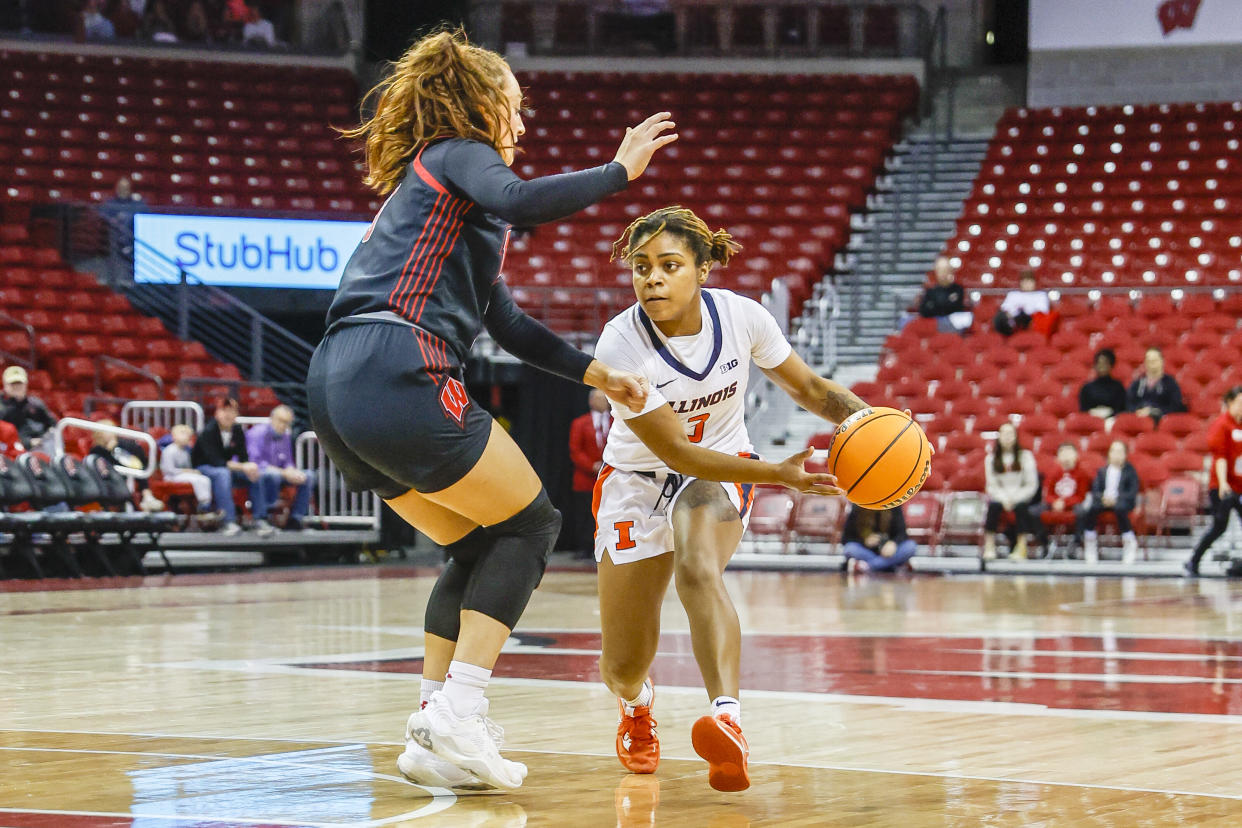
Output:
[819,385,866,424]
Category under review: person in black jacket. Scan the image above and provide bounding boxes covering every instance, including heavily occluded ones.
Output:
[1127,348,1186,422]
[0,366,57,448]
[1077,440,1141,565]
[841,504,916,573]
[1078,348,1128,419]
[191,397,259,536]
[916,257,970,333]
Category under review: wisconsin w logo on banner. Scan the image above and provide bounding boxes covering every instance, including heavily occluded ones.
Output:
[1158,0,1202,35]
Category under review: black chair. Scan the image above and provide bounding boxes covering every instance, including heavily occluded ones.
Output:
[57,454,135,576]
[0,453,48,578]
[82,453,176,573]
[18,453,88,578]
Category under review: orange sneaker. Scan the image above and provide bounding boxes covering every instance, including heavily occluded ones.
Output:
[691,714,750,792]
[616,685,659,774]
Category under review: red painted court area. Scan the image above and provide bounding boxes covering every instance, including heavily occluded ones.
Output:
[304,631,1242,716]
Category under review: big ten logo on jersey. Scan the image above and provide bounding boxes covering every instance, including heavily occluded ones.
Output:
[719,358,739,374]
[438,377,471,428]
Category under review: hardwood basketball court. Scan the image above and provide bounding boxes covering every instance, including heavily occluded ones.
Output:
[4,567,1242,826]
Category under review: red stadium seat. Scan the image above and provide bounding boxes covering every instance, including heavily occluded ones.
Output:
[901,492,943,553]
[1111,412,1156,438]
[746,489,794,542]
[1150,476,1204,541]
[788,493,846,546]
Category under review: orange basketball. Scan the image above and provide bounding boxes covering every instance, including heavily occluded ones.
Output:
[827,407,931,509]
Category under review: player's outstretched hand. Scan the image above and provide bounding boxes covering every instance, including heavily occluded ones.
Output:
[613,111,678,181]
[600,368,649,414]
[776,447,846,496]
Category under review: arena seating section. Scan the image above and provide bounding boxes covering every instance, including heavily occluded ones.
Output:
[504,71,918,329]
[0,49,362,417]
[749,102,1242,557]
[0,49,368,213]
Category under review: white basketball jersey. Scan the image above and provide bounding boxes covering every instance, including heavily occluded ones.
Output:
[595,288,792,473]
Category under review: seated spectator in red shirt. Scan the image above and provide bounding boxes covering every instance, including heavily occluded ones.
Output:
[1033,442,1091,550]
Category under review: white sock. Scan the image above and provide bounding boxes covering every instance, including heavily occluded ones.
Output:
[443,660,491,718]
[1123,531,1137,542]
[419,678,444,710]
[1085,531,1098,541]
[711,696,741,724]
[622,680,653,714]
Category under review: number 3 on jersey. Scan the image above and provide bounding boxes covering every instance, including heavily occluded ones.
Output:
[687,412,711,443]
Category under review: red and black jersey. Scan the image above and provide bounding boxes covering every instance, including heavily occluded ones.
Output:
[1206,412,1242,492]
[327,137,628,367]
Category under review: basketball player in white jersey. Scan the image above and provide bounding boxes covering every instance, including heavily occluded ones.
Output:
[592,207,871,792]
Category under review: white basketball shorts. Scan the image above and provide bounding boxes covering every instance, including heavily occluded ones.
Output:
[592,457,759,566]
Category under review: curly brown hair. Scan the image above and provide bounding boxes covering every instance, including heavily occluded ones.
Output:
[339,29,514,195]
[611,206,741,269]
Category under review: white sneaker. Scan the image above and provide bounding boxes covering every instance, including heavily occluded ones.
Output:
[397,698,505,791]
[1122,534,1139,564]
[221,521,242,536]
[255,520,276,538]
[398,741,491,790]
[1084,534,1099,564]
[140,491,165,512]
[405,692,527,790]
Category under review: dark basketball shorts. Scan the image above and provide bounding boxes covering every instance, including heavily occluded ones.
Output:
[307,321,493,498]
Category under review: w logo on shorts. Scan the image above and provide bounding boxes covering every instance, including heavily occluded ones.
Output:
[438,376,471,428]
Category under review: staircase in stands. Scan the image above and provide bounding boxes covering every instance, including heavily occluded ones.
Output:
[829,134,991,366]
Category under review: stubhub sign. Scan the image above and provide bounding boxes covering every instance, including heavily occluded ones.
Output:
[133,213,369,289]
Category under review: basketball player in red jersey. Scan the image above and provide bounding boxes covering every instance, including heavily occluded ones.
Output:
[1185,386,1242,576]
[592,207,873,792]
[307,30,675,790]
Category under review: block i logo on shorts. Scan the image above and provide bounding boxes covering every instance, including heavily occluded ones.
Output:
[438,376,471,428]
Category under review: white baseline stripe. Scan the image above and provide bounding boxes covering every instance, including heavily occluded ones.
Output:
[948,648,1242,662]
[901,668,1242,684]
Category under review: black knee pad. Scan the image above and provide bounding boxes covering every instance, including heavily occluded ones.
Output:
[424,526,490,641]
[461,489,561,629]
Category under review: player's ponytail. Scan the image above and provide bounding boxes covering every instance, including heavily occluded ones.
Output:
[339,28,513,195]
[613,206,742,269]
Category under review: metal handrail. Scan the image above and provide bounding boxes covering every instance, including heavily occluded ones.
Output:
[120,400,205,435]
[0,310,36,369]
[53,417,157,480]
[94,355,164,397]
[295,430,380,528]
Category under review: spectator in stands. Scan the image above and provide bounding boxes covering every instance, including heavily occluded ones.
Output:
[1078,347,1128,419]
[106,176,144,209]
[246,404,316,534]
[567,390,610,557]
[0,366,56,449]
[105,0,140,37]
[79,0,115,39]
[143,0,178,41]
[1034,442,1091,550]
[605,0,675,54]
[983,421,1039,560]
[1184,386,1242,577]
[241,2,276,46]
[191,397,260,536]
[181,0,209,40]
[917,256,971,334]
[89,419,164,512]
[1078,440,1140,564]
[841,503,915,573]
[1127,347,1186,422]
[993,270,1051,336]
[159,424,213,512]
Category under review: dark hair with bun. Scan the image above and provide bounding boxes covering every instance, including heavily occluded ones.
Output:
[612,206,741,270]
